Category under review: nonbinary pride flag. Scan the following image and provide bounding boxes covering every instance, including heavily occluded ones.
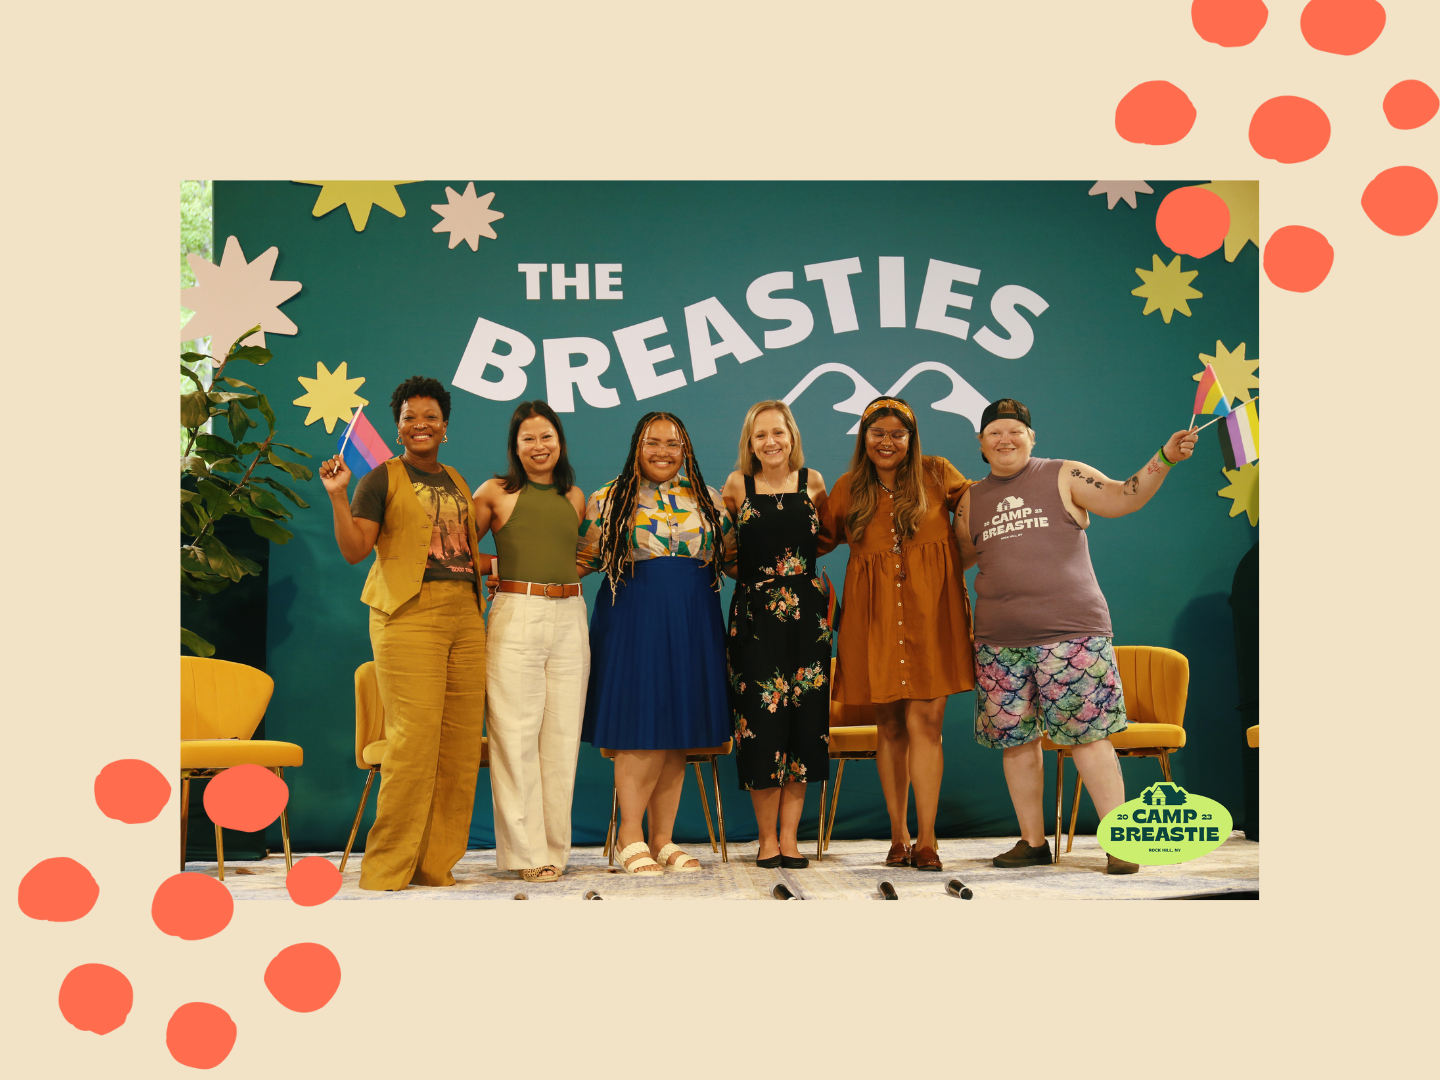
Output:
[1219,400,1259,469]
[1193,363,1232,417]
[337,409,393,477]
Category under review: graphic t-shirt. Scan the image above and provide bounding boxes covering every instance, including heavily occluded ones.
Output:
[352,461,475,581]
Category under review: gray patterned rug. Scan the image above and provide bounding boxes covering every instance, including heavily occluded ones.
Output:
[205,833,1258,900]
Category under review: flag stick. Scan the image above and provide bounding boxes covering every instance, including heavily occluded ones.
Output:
[1192,396,1259,434]
[338,405,362,461]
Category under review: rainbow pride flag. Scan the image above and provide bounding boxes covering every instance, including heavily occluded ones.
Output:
[1219,400,1259,469]
[336,408,393,477]
[1193,363,1232,418]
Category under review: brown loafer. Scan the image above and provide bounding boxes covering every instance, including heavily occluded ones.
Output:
[884,842,912,868]
[911,845,943,872]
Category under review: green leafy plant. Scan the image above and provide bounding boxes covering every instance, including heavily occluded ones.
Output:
[182,325,311,656]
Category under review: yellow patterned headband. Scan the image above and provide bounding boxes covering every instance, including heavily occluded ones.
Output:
[861,398,916,426]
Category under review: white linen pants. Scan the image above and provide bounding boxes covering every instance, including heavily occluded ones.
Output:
[485,592,589,871]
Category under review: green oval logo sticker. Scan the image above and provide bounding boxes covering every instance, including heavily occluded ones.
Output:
[1097,782,1233,866]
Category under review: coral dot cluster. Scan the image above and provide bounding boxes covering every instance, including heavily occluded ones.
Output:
[1116,1,1434,291]
[18,759,342,1069]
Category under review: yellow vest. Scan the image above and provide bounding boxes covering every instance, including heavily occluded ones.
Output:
[360,458,485,616]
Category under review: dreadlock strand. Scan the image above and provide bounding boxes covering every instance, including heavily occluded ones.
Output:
[676,427,726,593]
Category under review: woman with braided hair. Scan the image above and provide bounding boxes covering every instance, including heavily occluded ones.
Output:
[578,412,735,874]
[819,396,976,873]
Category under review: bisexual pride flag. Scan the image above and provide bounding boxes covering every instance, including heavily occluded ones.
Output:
[336,407,393,477]
[1219,400,1259,469]
[1193,363,1232,418]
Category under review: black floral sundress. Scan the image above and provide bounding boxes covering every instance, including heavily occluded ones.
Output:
[726,469,833,790]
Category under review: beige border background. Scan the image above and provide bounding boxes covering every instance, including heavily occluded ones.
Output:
[3,2,1434,1076]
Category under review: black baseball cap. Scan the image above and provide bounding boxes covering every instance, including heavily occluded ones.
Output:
[980,398,1032,432]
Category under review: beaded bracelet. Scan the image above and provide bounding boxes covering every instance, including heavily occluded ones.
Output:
[1157,446,1176,468]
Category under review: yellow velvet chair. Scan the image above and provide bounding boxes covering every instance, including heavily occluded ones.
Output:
[1247,726,1259,748]
[1041,644,1189,861]
[340,660,491,872]
[180,656,301,880]
[601,742,734,865]
[820,658,876,853]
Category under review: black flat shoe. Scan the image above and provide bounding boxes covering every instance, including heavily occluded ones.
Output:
[779,855,809,870]
[756,854,783,868]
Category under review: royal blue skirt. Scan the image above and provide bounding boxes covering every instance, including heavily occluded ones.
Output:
[581,556,730,750]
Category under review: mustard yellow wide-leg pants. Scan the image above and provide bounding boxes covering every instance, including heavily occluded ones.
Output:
[361,580,486,891]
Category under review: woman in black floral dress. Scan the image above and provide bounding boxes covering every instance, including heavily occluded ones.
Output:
[721,401,832,869]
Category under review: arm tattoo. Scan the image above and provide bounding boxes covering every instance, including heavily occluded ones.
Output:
[1124,475,1139,495]
[1070,468,1081,477]
[1145,458,1163,476]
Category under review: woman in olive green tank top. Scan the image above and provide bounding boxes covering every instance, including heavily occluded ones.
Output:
[471,402,588,884]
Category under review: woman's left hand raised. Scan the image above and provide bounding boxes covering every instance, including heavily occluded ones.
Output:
[1164,429,1199,464]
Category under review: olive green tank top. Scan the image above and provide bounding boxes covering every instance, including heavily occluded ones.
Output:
[496,482,582,584]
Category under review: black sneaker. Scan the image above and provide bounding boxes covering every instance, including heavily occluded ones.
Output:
[992,839,1053,868]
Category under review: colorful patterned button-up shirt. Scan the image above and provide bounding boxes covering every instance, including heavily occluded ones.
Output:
[579,476,736,569]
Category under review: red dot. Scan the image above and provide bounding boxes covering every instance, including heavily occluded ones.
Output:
[18,858,99,922]
[1362,166,1437,236]
[1384,80,1438,130]
[203,763,288,833]
[264,943,342,1013]
[1301,0,1386,55]
[1156,187,1231,258]
[286,857,341,907]
[94,759,171,824]
[58,964,133,1034]
[1191,0,1269,46]
[166,1002,236,1070]
[1115,81,1197,145]
[1249,96,1331,163]
[1264,226,1335,292]
[151,872,234,940]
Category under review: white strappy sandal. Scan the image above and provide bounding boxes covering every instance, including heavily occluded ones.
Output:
[616,841,662,874]
[655,843,702,872]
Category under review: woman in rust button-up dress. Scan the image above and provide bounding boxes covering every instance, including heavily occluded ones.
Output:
[819,396,975,873]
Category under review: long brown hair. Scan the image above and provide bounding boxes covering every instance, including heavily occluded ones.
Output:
[845,397,936,544]
[594,412,727,594]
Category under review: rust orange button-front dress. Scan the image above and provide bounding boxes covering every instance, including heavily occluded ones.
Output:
[819,456,976,705]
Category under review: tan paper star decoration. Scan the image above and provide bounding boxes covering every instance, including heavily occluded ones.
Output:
[293,361,369,433]
[180,235,301,351]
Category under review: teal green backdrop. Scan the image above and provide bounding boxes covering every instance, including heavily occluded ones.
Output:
[212,180,1259,854]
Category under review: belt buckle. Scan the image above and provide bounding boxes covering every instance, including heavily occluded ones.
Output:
[543,582,566,599]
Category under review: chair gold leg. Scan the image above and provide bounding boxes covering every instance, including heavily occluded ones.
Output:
[214,822,225,882]
[711,758,728,863]
[1053,751,1064,865]
[825,759,847,851]
[1067,776,1084,853]
[275,767,293,871]
[606,776,618,866]
[816,779,826,861]
[340,768,377,873]
[1159,752,1172,782]
[694,760,718,853]
[180,775,190,872]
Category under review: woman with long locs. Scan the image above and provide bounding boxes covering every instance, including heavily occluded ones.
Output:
[578,412,735,874]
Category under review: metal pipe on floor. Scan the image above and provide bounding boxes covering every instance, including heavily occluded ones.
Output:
[878,881,898,900]
[583,890,603,900]
[946,879,974,899]
[771,883,798,900]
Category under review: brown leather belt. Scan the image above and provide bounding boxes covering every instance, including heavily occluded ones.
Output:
[495,580,582,598]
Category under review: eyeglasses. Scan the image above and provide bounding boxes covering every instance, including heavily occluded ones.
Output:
[641,440,684,451]
[866,428,910,444]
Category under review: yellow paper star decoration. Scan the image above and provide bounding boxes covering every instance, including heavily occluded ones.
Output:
[1132,254,1202,323]
[1197,181,1259,263]
[1194,340,1260,405]
[294,361,369,433]
[1218,463,1259,526]
[297,182,417,230]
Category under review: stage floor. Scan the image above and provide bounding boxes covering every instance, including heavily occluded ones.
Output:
[205,832,1258,900]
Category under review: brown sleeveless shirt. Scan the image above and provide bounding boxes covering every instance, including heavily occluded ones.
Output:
[967,457,1112,648]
